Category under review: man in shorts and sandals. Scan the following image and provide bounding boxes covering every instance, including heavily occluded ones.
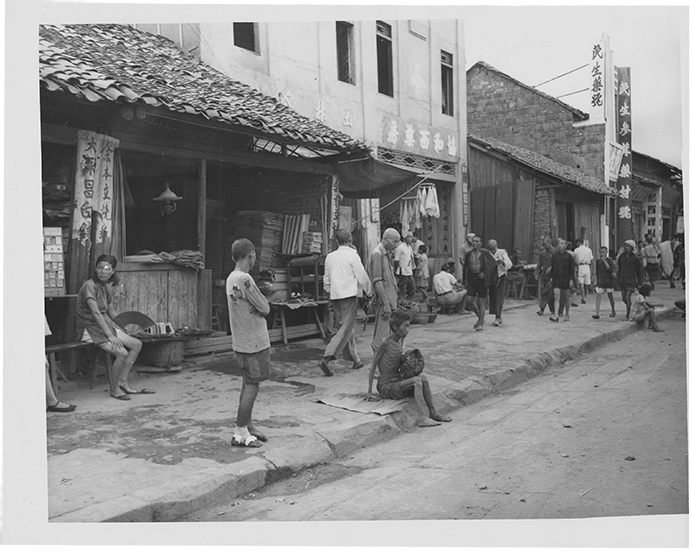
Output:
[573,238,594,304]
[462,234,498,331]
[226,238,271,448]
[364,310,451,427]
[592,246,617,319]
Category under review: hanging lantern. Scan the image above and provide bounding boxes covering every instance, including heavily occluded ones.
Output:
[153,182,182,215]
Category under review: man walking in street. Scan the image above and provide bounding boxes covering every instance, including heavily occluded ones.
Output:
[369,227,400,352]
[463,234,498,331]
[592,246,617,319]
[617,239,643,320]
[487,239,512,326]
[573,238,594,304]
[549,238,576,322]
[432,262,467,314]
[458,233,475,274]
[319,229,372,377]
[535,240,555,316]
[642,234,662,289]
[394,233,416,300]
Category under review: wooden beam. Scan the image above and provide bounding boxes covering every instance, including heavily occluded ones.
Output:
[41,123,78,145]
[197,159,207,253]
[110,130,335,175]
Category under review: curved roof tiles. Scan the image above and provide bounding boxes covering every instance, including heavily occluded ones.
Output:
[39,24,367,152]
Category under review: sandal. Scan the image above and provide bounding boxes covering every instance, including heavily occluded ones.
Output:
[47,402,76,413]
[231,434,262,448]
[120,384,155,395]
[111,393,131,401]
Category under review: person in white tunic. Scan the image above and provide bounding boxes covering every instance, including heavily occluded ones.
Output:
[319,230,372,377]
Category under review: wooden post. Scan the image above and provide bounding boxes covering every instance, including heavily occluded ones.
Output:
[197,159,207,253]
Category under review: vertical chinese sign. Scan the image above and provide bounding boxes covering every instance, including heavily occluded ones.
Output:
[615,67,634,243]
[589,39,606,124]
[69,130,120,293]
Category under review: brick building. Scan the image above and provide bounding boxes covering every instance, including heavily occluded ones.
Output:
[466,60,683,258]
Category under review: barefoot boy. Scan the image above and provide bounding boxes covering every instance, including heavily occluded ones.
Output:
[364,310,451,427]
[630,283,664,332]
[227,238,271,447]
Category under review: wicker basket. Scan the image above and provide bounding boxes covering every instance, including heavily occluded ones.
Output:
[142,338,185,367]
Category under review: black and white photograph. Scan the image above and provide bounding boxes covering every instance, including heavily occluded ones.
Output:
[4,0,689,547]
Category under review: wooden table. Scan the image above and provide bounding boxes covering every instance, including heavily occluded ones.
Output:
[519,265,539,300]
[270,300,328,345]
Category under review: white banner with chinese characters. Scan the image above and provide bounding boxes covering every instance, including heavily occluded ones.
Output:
[379,116,458,161]
[72,130,120,246]
[588,39,606,124]
[615,67,634,242]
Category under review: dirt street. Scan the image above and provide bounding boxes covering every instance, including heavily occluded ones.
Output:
[182,316,687,523]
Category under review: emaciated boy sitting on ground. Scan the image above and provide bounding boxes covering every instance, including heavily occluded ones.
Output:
[364,310,451,427]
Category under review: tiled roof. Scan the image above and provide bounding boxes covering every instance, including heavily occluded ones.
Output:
[469,134,617,196]
[468,61,589,121]
[39,24,367,153]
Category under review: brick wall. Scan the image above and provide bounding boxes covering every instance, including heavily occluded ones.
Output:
[467,65,606,181]
[226,169,330,226]
[531,188,552,262]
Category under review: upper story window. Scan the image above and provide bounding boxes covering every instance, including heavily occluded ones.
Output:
[336,21,355,84]
[376,21,393,97]
[441,50,454,116]
[234,22,259,53]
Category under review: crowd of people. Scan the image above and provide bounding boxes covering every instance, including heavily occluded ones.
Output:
[46,228,682,439]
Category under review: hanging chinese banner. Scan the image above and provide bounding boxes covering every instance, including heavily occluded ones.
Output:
[588,38,606,124]
[615,67,634,244]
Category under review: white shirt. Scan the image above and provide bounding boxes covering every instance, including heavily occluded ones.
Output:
[394,242,415,276]
[490,248,513,278]
[432,271,457,295]
[324,245,372,300]
[574,245,594,266]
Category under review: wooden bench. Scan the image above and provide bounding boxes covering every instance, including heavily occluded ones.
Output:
[45,341,113,390]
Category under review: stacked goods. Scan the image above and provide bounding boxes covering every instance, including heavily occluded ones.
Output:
[44,227,65,296]
[301,231,323,254]
[282,214,311,255]
[170,249,205,270]
[226,211,285,276]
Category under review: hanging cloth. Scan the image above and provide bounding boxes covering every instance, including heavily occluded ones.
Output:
[400,199,410,236]
[418,186,428,217]
[410,197,421,231]
[424,185,441,218]
[361,198,371,229]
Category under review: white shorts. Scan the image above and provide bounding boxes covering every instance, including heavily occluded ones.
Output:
[595,286,614,294]
[577,265,591,285]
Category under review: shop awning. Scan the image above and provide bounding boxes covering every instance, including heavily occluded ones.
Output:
[337,156,418,198]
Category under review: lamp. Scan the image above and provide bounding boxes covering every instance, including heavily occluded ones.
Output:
[153,182,182,215]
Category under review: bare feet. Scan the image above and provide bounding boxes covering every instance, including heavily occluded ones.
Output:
[417,417,442,427]
[248,424,268,442]
[431,413,452,423]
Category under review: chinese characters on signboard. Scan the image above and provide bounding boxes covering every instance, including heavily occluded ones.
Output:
[588,40,606,124]
[615,67,634,240]
[380,116,458,161]
[72,130,119,246]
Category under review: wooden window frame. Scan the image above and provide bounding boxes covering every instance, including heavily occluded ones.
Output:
[336,21,355,85]
[441,50,454,116]
[233,22,259,54]
[376,21,394,97]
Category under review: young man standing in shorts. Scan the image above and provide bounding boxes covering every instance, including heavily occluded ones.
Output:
[462,234,498,331]
[226,238,271,448]
[549,238,576,322]
[573,238,594,304]
[592,246,617,319]
[364,310,450,427]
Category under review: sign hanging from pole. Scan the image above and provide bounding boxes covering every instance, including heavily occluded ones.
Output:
[615,67,634,244]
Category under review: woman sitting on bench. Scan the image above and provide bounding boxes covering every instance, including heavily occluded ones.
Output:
[76,255,153,401]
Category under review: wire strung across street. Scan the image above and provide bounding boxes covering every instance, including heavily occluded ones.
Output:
[533,63,589,88]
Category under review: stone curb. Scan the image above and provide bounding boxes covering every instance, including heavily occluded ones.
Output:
[54,306,678,523]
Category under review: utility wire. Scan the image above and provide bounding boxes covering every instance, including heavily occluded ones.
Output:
[534,64,589,88]
[556,88,589,99]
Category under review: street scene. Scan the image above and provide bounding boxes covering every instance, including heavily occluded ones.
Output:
[5,1,687,547]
